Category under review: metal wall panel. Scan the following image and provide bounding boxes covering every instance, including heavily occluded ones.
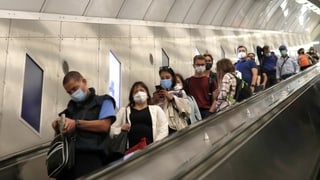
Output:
[117,0,153,19]
[1,37,60,157]
[143,0,175,21]
[210,0,235,26]
[61,22,99,38]
[42,0,89,15]
[10,20,59,38]
[0,0,43,12]
[86,0,125,18]
[165,0,194,23]
[99,24,130,38]
[183,0,211,24]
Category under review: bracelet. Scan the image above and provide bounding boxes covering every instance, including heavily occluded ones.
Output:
[250,84,255,87]
[75,120,80,129]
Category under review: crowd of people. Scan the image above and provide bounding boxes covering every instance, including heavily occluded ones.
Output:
[51,44,319,179]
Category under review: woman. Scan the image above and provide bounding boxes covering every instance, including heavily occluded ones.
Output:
[213,58,237,112]
[175,73,201,124]
[110,81,168,151]
[153,66,191,134]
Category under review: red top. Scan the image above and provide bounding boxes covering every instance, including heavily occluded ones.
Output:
[188,76,217,109]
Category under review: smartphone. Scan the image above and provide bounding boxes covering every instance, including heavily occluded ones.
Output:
[155,85,164,91]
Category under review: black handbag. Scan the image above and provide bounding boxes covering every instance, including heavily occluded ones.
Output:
[107,107,129,157]
[46,134,75,178]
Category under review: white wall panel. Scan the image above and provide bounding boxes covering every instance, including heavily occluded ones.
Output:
[86,0,125,18]
[130,38,156,93]
[61,22,99,38]
[0,0,43,11]
[59,38,99,91]
[10,20,60,37]
[99,24,130,38]
[144,0,175,21]
[0,37,60,157]
[117,0,153,19]
[184,0,211,24]
[131,26,154,38]
[165,0,194,23]
[43,0,89,15]
[99,38,130,106]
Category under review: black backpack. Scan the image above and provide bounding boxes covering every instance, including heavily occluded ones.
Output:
[230,73,252,102]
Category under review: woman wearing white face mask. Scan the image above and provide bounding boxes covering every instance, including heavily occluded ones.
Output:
[153,66,191,134]
[110,81,168,153]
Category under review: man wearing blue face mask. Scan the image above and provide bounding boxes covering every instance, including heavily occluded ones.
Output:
[51,71,116,179]
[184,55,218,119]
[276,45,299,81]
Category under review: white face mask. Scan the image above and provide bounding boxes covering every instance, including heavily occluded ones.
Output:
[238,52,247,59]
[133,91,147,104]
[174,84,183,91]
[195,65,206,74]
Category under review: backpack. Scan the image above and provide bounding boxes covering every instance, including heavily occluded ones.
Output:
[230,73,252,102]
[184,72,217,103]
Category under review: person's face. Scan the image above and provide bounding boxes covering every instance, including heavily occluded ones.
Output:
[238,47,246,53]
[176,77,183,86]
[64,78,87,95]
[263,48,270,54]
[193,59,206,68]
[160,71,172,80]
[204,56,213,64]
[133,85,147,96]
[248,54,255,60]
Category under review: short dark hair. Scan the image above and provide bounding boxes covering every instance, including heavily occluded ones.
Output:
[63,71,83,85]
[203,53,213,61]
[237,45,247,52]
[128,81,151,107]
[193,55,205,64]
[263,45,270,52]
[297,48,304,54]
[159,66,177,89]
[247,52,255,57]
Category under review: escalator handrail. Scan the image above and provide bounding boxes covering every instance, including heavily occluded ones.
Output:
[85,64,320,179]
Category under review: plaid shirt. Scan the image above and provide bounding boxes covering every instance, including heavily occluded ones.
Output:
[216,73,237,112]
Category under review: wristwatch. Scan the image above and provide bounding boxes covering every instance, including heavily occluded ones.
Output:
[75,120,80,129]
[251,84,255,87]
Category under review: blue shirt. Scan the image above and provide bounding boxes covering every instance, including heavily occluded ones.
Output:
[262,55,277,74]
[276,56,300,79]
[235,60,257,85]
[99,99,116,120]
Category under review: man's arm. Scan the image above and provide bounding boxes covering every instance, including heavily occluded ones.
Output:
[251,68,258,92]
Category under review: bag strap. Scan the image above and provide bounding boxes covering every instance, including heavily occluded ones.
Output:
[280,56,289,78]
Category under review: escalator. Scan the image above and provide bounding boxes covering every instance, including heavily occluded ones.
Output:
[1,65,320,180]
[86,64,320,180]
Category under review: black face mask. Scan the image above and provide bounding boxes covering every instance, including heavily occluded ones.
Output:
[205,63,213,70]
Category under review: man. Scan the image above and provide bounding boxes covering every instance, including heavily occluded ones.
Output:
[184,55,218,119]
[52,71,116,179]
[257,45,278,89]
[247,52,266,92]
[203,53,217,78]
[235,45,258,92]
[276,45,299,81]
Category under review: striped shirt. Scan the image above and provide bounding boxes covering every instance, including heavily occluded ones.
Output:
[216,73,237,112]
[276,56,300,79]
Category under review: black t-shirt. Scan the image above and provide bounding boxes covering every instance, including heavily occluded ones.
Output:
[128,106,153,148]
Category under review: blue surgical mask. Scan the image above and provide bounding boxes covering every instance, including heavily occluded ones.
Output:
[160,79,172,89]
[71,88,87,102]
[280,50,287,57]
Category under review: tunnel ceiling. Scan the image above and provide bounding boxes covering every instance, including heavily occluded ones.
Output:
[0,0,318,38]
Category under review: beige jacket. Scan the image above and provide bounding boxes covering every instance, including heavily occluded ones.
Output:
[161,94,191,131]
[110,105,168,142]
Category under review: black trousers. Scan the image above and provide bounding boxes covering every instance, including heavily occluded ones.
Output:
[57,151,106,180]
[199,108,214,119]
